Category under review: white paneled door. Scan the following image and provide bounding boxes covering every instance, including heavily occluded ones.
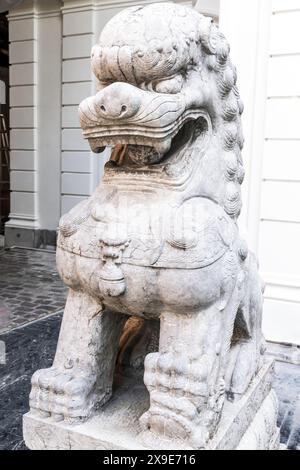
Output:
[220,0,300,345]
[261,1,300,345]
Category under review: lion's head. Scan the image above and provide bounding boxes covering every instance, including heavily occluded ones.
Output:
[79,2,244,219]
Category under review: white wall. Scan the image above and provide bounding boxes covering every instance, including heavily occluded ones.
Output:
[220,0,300,346]
[260,0,300,345]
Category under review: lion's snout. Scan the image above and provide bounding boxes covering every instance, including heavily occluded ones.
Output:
[94,82,142,120]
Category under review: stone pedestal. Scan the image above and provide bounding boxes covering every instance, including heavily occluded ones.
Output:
[23,359,279,450]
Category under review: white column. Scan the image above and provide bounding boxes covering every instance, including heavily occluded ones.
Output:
[35,2,62,231]
[6,4,38,238]
[219,0,272,254]
[6,0,62,245]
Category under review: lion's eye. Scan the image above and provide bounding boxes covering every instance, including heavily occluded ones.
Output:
[153,75,183,94]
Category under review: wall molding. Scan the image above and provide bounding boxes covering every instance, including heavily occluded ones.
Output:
[267,340,300,365]
[61,0,176,14]
[6,214,38,229]
[263,274,300,289]
[8,10,62,21]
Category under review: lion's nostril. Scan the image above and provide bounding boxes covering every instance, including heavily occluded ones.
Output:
[96,83,141,119]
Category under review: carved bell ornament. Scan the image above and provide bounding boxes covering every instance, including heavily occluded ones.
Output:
[98,225,129,297]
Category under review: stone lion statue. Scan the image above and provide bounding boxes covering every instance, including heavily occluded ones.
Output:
[29,2,271,449]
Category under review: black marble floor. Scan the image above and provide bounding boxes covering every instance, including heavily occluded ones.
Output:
[0,311,299,450]
[0,313,62,450]
[0,247,67,332]
[273,361,300,450]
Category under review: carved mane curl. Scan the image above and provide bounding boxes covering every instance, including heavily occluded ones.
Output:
[199,18,245,219]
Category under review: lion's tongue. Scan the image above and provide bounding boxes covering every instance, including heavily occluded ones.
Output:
[110,140,172,167]
[110,144,128,166]
[126,145,163,166]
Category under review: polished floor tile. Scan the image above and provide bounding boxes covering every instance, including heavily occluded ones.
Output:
[0,313,62,450]
[0,247,67,333]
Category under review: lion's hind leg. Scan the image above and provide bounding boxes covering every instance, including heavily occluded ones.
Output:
[226,253,266,399]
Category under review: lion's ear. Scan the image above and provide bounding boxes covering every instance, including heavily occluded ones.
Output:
[198,16,230,64]
[198,16,217,55]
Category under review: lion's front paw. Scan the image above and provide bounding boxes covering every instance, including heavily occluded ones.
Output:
[29,366,110,423]
[141,351,214,447]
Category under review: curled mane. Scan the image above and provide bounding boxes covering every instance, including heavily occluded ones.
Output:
[199,18,245,220]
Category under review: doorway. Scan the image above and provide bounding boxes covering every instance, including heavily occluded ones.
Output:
[0,12,9,235]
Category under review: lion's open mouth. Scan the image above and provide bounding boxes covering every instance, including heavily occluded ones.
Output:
[90,112,211,172]
[80,80,211,174]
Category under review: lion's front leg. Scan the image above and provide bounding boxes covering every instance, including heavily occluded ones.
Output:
[140,308,226,449]
[29,289,126,423]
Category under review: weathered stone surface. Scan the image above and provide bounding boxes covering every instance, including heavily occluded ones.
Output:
[24,2,278,449]
[23,360,278,450]
[236,390,279,450]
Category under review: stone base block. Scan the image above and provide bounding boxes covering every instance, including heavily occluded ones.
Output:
[5,226,56,249]
[23,359,279,450]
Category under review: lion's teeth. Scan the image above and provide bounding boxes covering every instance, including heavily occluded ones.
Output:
[154,139,171,155]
